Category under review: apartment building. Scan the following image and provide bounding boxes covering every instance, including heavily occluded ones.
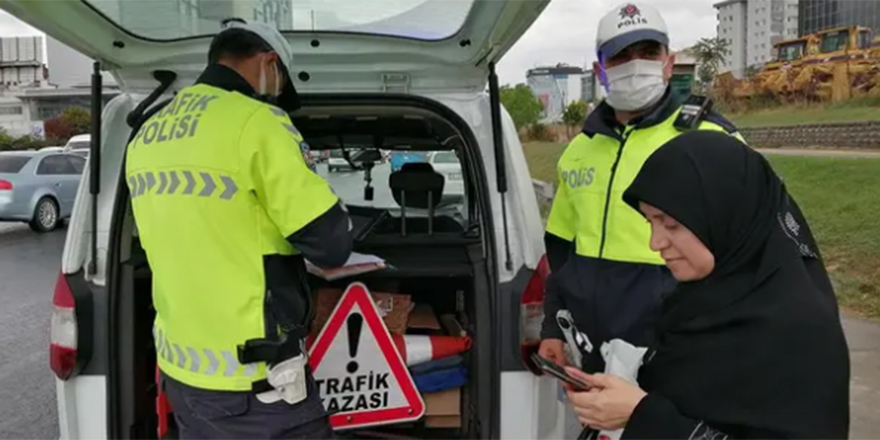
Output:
[526,64,586,122]
[715,0,799,78]
[799,0,880,36]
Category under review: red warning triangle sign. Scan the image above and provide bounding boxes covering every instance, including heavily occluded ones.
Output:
[308,282,426,430]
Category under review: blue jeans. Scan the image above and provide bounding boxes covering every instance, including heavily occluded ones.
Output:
[160,371,334,439]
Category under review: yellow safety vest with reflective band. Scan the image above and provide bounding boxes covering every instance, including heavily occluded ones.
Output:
[126,83,338,391]
[546,107,744,265]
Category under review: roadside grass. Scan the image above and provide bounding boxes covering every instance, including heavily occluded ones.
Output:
[522,142,880,319]
[522,142,566,184]
[726,97,880,128]
[770,155,880,318]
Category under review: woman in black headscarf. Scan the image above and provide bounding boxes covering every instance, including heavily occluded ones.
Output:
[563,130,850,439]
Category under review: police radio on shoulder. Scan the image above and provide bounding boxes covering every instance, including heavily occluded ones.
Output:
[673,95,713,132]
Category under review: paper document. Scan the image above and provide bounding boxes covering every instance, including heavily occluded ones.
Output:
[305,252,387,281]
[343,252,385,266]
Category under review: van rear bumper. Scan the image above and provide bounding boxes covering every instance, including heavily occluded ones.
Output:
[501,372,569,439]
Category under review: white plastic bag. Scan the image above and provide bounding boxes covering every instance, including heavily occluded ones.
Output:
[596,339,648,440]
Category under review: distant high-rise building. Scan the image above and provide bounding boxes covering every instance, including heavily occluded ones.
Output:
[715,0,749,76]
[798,0,880,36]
[580,72,595,103]
[715,0,799,78]
[0,36,45,89]
[0,36,46,136]
[526,64,586,122]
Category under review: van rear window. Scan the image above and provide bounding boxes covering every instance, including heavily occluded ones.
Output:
[83,0,476,41]
[0,155,31,173]
[322,147,467,222]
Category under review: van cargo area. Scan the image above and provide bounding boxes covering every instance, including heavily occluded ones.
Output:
[108,96,499,439]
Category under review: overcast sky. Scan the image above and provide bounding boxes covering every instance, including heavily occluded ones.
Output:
[0,0,717,86]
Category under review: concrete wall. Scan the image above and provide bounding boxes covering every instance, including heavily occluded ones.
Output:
[740,121,880,149]
[0,96,34,137]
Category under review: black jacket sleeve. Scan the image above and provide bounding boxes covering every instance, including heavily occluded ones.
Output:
[623,393,731,440]
[540,232,573,340]
[545,232,573,273]
[286,202,353,269]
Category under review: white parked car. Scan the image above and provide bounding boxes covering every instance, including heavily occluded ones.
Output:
[62,133,91,153]
[69,148,90,158]
[327,148,354,172]
[428,150,465,199]
[1,0,572,438]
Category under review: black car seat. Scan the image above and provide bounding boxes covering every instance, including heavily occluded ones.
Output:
[388,162,446,235]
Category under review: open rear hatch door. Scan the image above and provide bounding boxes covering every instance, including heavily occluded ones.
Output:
[0,0,550,93]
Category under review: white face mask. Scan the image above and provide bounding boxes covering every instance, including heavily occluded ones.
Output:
[602,59,668,112]
[258,60,282,97]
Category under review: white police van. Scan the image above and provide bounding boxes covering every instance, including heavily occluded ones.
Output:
[1,0,574,437]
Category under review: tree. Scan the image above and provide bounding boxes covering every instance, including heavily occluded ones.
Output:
[44,115,76,142]
[562,100,588,138]
[0,128,14,151]
[697,63,718,92]
[60,107,91,135]
[44,107,91,144]
[499,83,544,130]
[687,37,731,91]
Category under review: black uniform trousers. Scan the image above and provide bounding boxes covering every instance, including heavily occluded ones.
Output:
[161,370,334,439]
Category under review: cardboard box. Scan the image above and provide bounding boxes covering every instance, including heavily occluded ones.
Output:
[310,287,413,338]
[411,305,465,428]
[423,387,462,428]
[407,303,442,333]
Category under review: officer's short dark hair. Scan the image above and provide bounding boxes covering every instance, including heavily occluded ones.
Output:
[208,27,273,64]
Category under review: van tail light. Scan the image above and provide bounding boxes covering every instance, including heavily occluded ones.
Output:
[50,272,78,380]
[520,254,550,374]
[0,179,12,190]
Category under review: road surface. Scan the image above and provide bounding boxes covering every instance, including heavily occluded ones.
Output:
[842,315,880,439]
[0,223,63,439]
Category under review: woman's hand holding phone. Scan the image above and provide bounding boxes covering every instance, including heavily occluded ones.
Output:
[564,367,647,431]
[531,353,591,391]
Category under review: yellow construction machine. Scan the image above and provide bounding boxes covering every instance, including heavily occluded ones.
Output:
[714,26,880,104]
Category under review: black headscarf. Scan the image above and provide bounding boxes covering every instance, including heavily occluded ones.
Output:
[621,130,850,439]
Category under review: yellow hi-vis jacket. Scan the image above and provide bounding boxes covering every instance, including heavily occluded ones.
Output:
[126,65,343,392]
[541,91,744,368]
[546,97,744,266]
